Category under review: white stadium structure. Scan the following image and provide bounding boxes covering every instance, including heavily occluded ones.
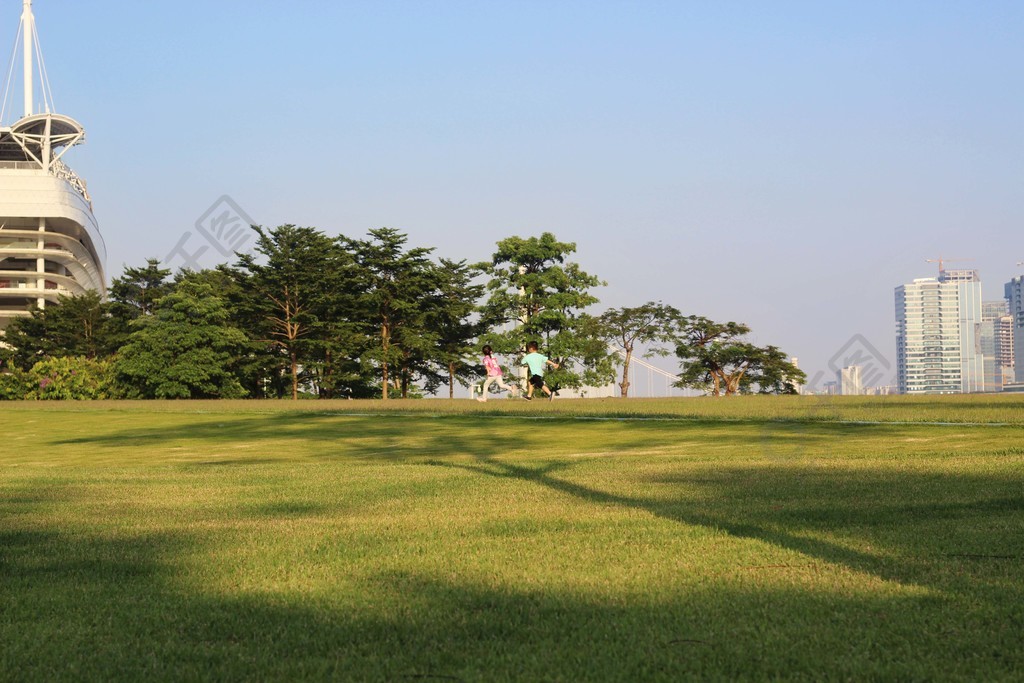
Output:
[0,0,104,332]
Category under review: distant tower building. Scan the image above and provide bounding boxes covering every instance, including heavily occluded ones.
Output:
[789,357,804,395]
[0,1,105,332]
[1007,276,1024,382]
[895,269,984,394]
[996,314,1015,385]
[838,366,862,396]
[980,300,1009,392]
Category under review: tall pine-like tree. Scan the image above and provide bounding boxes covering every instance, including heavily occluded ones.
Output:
[432,258,486,399]
[349,228,440,399]
[233,225,342,400]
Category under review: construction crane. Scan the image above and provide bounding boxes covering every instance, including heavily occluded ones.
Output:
[925,257,973,275]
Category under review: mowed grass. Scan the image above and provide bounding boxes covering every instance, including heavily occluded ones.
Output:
[2,397,1023,681]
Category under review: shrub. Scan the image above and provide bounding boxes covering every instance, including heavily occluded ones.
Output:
[0,365,30,400]
[27,356,115,400]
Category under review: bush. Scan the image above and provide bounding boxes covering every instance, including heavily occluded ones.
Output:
[27,356,115,400]
[0,365,30,400]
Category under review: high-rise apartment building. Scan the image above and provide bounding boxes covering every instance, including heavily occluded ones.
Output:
[838,366,862,396]
[981,300,1009,392]
[996,314,1015,385]
[1007,276,1024,382]
[895,270,984,394]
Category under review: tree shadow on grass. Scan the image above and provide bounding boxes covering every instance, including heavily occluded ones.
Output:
[49,411,914,464]
[2,521,1020,682]
[16,414,1024,678]
[417,420,1024,609]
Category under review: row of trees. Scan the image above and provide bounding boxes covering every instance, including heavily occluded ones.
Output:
[0,227,805,400]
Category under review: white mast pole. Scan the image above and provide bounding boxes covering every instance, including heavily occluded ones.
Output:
[22,0,34,117]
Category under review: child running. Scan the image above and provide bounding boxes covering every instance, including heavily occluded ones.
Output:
[521,341,559,401]
[477,345,518,402]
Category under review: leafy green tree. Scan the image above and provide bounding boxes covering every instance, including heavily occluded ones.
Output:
[350,228,441,399]
[307,241,369,399]
[479,232,612,389]
[597,302,682,398]
[431,259,486,399]
[174,267,274,397]
[114,280,249,399]
[3,291,115,370]
[673,316,805,396]
[107,258,174,349]
[234,225,343,400]
[109,258,172,318]
[741,345,805,395]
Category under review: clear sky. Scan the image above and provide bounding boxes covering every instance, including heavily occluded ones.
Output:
[12,0,1024,386]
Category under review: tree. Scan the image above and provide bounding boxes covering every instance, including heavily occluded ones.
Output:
[302,242,369,399]
[479,233,612,389]
[234,225,343,400]
[175,267,271,398]
[433,259,486,399]
[107,258,174,348]
[114,280,249,399]
[742,345,805,395]
[350,228,440,400]
[3,291,115,370]
[108,258,172,318]
[673,316,805,396]
[597,302,682,398]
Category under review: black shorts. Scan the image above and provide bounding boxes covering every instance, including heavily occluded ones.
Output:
[529,374,545,389]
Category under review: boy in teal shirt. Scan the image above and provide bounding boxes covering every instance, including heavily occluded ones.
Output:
[521,341,559,401]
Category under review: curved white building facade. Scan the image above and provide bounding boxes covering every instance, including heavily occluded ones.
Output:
[0,1,104,331]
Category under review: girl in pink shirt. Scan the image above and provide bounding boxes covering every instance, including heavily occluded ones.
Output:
[477,345,519,401]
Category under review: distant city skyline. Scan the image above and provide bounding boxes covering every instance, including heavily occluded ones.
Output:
[9,1,1023,386]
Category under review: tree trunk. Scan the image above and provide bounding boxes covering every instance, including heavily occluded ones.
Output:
[400,349,411,399]
[448,362,456,399]
[725,368,747,396]
[381,322,390,400]
[619,346,633,398]
[290,349,298,401]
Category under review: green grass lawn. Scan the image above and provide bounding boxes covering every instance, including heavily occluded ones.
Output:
[2,397,1023,681]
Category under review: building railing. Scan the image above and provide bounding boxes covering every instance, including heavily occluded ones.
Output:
[0,160,43,170]
[51,158,92,206]
[0,238,73,253]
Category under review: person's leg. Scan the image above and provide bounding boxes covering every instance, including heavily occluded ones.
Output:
[496,376,517,395]
[527,374,543,399]
[478,376,496,402]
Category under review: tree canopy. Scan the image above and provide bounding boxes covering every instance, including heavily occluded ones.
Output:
[0,226,802,401]
[479,233,613,390]
[114,280,249,399]
[597,302,681,398]
[673,316,805,396]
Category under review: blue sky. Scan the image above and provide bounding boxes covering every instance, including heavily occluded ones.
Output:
[12,1,1024,385]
